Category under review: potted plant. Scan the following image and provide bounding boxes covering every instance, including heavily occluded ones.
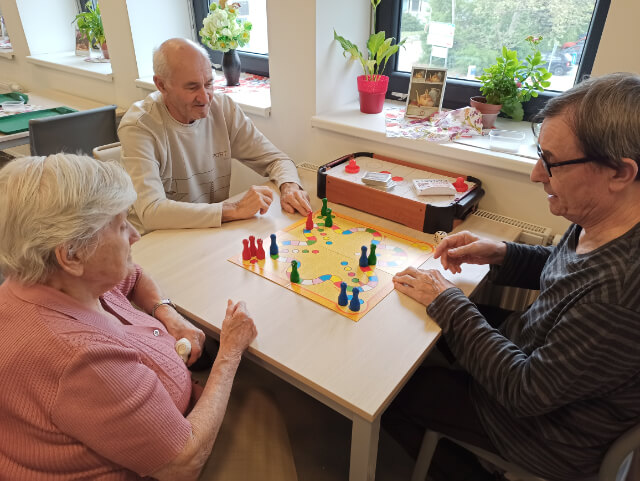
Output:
[333,0,405,114]
[473,35,552,128]
[199,0,252,86]
[73,1,108,60]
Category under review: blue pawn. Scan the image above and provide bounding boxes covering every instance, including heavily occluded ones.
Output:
[338,282,348,306]
[349,287,361,312]
[269,234,278,258]
[359,245,368,268]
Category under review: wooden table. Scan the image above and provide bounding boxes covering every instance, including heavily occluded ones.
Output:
[0,89,122,150]
[131,168,520,481]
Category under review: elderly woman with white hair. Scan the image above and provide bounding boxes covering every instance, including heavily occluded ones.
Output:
[0,154,269,480]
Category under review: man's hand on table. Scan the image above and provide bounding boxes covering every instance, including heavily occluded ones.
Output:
[280,182,312,215]
[393,267,456,307]
[222,185,274,222]
[434,230,507,274]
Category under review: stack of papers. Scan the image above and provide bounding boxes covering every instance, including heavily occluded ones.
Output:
[413,179,456,196]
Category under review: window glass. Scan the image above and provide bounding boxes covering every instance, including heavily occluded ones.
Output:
[0,12,11,50]
[397,0,598,92]
[207,0,268,55]
[233,0,267,55]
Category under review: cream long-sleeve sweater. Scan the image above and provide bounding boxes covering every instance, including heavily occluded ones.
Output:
[118,91,302,234]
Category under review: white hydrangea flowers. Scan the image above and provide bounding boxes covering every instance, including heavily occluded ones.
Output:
[199,2,251,53]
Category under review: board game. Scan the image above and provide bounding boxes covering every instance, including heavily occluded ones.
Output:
[229,210,435,321]
[317,152,484,233]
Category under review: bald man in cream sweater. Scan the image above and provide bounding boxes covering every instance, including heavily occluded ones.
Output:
[118,38,311,234]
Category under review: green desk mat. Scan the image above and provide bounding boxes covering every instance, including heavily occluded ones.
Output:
[0,92,29,104]
[0,107,77,135]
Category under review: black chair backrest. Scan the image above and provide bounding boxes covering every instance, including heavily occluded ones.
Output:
[28,105,118,157]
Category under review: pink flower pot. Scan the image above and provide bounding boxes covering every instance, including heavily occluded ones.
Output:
[470,96,502,129]
[357,75,389,114]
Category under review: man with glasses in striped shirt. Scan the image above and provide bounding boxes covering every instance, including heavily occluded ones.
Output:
[385,72,640,481]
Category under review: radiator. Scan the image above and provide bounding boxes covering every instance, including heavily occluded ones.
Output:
[469,210,553,311]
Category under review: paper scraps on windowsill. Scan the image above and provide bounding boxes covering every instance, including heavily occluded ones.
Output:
[385,105,483,142]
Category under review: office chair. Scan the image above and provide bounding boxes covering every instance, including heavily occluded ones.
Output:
[412,424,640,481]
[29,105,118,157]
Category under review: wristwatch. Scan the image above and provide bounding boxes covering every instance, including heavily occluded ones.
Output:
[151,298,177,318]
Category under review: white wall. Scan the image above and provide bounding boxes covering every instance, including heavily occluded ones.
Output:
[0,0,638,235]
[591,0,640,75]
[15,0,76,55]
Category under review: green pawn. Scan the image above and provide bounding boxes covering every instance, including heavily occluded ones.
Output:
[321,197,328,216]
[290,260,300,283]
[325,208,333,228]
[368,243,377,266]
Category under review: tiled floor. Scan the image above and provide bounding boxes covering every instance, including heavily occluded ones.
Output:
[193,357,415,481]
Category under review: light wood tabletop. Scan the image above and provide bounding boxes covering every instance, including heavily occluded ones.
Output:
[131,168,521,481]
[0,89,123,150]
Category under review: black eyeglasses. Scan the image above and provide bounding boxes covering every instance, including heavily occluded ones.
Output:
[536,145,594,177]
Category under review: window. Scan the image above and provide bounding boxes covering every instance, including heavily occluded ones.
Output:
[377,0,611,119]
[192,0,269,77]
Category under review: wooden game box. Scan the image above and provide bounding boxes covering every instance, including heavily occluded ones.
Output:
[317,152,484,233]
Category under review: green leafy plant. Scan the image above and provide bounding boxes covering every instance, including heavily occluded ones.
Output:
[199,0,252,53]
[73,1,105,48]
[333,0,406,82]
[476,35,552,121]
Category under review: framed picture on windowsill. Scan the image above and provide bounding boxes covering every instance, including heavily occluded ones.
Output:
[405,66,447,118]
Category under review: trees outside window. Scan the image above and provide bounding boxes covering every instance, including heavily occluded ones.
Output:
[378,0,610,117]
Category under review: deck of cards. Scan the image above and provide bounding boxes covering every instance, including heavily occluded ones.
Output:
[362,172,396,191]
[413,179,456,196]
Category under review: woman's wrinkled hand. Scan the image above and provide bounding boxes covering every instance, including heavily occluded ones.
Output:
[219,299,257,361]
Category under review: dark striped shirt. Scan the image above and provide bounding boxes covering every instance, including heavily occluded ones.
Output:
[427,222,640,481]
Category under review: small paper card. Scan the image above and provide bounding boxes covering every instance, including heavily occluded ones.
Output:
[413,179,456,196]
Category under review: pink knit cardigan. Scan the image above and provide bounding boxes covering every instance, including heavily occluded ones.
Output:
[0,266,192,480]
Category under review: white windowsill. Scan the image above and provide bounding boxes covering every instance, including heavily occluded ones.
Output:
[311,101,539,176]
[0,49,14,60]
[26,52,113,82]
[135,70,271,119]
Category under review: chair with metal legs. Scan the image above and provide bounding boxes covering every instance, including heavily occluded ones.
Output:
[412,424,640,481]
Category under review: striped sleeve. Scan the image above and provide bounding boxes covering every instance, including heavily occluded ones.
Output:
[488,242,554,290]
[428,289,640,417]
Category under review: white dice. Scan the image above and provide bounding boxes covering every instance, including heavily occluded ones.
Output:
[175,338,192,363]
[434,231,448,244]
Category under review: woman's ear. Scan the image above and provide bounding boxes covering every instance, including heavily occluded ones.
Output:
[610,158,638,192]
[54,244,84,277]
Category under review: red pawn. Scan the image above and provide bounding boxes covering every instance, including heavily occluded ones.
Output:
[256,238,265,260]
[249,235,257,257]
[242,239,251,260]
[345,158,360,173]
[305,211,314,231]
[453,176,468,192]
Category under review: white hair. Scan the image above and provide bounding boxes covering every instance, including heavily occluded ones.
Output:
[0,154,137,285]
[153,37,210,82]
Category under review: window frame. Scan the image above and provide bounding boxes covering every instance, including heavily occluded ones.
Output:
[192,0,269,77]
[376,0,611,120]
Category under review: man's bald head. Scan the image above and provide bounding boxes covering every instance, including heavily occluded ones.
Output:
[152,38,215,124]
[153,38,210,83]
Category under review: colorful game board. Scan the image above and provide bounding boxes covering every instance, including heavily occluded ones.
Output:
[229,210,435,321]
